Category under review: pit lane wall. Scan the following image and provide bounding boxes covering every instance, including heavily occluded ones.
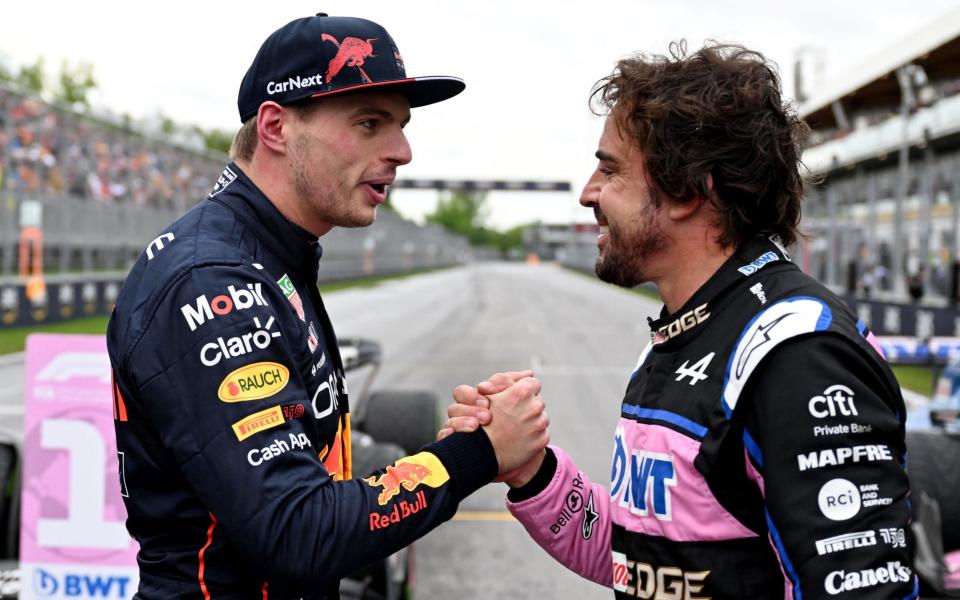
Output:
[0,201,470,329]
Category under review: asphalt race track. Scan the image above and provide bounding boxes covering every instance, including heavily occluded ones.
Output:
[325,262,655,598]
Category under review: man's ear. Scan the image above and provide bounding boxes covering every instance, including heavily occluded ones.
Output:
[666,173,714,221]
[256,102,288,155]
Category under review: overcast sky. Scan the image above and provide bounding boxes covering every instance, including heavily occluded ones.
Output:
[2,0,957,228]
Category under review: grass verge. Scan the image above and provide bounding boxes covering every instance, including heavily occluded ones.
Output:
[0,315,111,355]
[891,365,936,396]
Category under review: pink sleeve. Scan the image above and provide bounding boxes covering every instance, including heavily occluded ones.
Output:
[505,446,612,587]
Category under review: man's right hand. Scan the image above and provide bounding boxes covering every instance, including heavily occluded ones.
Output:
[482,376,549,486]
[437,370,531,439]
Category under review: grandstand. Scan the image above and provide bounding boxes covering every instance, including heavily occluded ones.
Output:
[798,5,960,309]
[0,83,470,327]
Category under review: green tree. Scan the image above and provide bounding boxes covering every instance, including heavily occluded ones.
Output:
[425,191,488,240]
[200,127,233,155]
[17,57,46,94]
[54,60,97,108]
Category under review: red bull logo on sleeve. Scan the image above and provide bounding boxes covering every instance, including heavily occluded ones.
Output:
[364,452,449,506]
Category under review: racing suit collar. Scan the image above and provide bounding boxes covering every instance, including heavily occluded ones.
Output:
[209,162,324,276]
[647,236,790,347]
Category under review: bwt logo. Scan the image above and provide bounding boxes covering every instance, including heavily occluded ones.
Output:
[610,429,677,521]
[180,283,268,331]
[33,568,131,598]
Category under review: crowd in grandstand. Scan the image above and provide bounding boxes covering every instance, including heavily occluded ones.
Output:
[0,85,223,209]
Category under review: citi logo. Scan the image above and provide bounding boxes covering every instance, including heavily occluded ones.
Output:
[266,73,323,95]
[181,283,268,331]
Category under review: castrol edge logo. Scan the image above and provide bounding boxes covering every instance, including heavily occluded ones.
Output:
[218,362,289,402]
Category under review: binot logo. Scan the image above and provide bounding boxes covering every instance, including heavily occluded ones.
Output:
[34,569,57,596]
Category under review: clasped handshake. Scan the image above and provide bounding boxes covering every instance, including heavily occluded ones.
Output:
[438,370,549,488]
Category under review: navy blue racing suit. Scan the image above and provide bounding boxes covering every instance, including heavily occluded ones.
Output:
[107,163,497,599]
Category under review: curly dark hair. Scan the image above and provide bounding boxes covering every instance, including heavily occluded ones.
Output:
[591,41,810,248]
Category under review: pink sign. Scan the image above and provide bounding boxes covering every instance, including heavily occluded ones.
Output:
[20,334,138,599]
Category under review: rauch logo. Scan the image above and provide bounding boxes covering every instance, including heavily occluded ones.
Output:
[218,362,289,402]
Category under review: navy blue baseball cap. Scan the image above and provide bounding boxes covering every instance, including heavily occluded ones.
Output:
[238,13,465,122]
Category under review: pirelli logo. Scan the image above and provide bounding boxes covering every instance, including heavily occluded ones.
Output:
[232,405,284,441]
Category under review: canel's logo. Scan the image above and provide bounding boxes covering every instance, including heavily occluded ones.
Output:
[217,362,289,402]
[610,428,677,521]
[180,283,268,331]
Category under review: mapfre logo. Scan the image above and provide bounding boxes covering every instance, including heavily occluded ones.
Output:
[232,405,284,441]
[217,362,289,402]
[181,283,268,331]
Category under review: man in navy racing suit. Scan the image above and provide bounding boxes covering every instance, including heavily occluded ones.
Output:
[442,42,916,599]
[107,14,549,599]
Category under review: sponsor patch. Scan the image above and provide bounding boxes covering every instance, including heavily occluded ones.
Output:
[797,444,892,471]
[808,385,858,418]
[200,316,281,366]
[232,405,284,441]
[551,474,586,535]
[180,283,268,331]
[652,303,709,344]
[218,362,289,402]
[610,427,677,521]
[818,478,861,521]
[824,562,912,595]
[365,452,450,506]
[815,530,877,555]
[277,274,306,321]
[247,432,312,466]
[737,251,780,276]
[369,490,428,531]
[209,164,237,197]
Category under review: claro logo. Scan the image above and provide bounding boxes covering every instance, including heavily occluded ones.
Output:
[180,283,268,331]
[217,362,289,402]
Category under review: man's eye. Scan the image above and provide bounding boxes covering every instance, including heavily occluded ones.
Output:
[599,166,614,177]
[359,119,377,130]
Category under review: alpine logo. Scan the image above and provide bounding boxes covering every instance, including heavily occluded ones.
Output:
[180,283,268,331]
[674,352,714,385]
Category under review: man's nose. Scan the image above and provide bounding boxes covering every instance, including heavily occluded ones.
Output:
[388,131,413,166]
[579,169,602,207]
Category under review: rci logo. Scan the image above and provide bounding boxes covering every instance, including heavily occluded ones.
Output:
[218,362,289,402]
[33,568,131,598]
[180,283,268,331]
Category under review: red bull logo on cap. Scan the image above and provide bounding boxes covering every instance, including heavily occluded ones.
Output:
[365,452,449,506]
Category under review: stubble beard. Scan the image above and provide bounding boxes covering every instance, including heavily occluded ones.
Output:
[595,208,666,288]
[291,136,376,229]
